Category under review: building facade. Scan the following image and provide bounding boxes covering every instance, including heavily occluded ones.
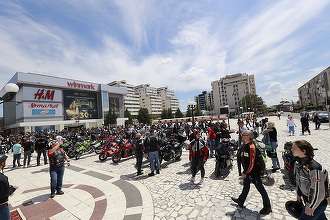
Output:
[0,72,127,133]
[298,66,330,108]
[211,73,256,115]
[109,81,180,118]
[194,91,213,111]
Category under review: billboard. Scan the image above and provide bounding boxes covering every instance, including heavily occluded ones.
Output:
[63,90,98,120]
[109,97,120,115]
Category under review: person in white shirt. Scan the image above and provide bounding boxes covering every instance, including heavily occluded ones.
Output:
[286,116,297,136]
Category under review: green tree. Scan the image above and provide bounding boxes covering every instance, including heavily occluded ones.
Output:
[137,108,151,124]
[239,94,267,114]
[167,108,173,119]
[104,109,118,126]
[161,109,167,119]
[194,105,202,116]
[175,108,183,118]
[186,106,192,117]
[124,108,133,125]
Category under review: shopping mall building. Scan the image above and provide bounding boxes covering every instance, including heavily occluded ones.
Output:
[0,72,127,133]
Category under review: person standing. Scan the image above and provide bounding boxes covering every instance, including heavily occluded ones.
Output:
[144,129,160,177]
[265,122,280,172]
[236,120,247,147]
[291,140,329,219]
[12,139,22,168]
[231,130,272,215]
[313,112,321,130]
[133,133,144,176]
[0,155,19,219]
[189,131,209,184]
[286,116,297,136]
[207,123,216,157]
[48,141,70,198]
[22,137,34,168]
[213,122,221,150]
[35,135,48,166]
[301,113,311,135]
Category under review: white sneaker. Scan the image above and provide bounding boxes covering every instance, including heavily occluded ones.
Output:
[198,179,204,184]
[189,177,195,183]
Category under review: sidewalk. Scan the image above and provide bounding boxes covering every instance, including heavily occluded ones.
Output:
[4,115,330,219]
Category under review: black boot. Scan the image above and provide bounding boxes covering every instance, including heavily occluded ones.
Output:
[260,207,272,215]
[156,169,160,174]
[148,171,155,176]
[231,197,245,208]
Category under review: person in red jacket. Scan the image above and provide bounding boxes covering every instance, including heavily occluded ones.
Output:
[207,123,216,157]
[189,131,209,185]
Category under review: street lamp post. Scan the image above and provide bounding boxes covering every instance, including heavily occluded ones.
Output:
[1,83,20,103]
[224,105,230,130]
[188,101,197,128]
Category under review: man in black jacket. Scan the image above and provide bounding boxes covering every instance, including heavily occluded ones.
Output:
[35,135,49,166]
[134,133,144,176]
[300,113,311,135]
[0,155,18,219]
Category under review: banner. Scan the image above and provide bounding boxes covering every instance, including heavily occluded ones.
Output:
[63,90,98,120]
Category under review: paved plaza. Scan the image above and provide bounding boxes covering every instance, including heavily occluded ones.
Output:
[4,114,330,219]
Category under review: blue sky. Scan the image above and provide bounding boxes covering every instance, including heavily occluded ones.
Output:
[1,0,330,112]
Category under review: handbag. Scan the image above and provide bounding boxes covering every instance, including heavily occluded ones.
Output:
[266,149,277,158]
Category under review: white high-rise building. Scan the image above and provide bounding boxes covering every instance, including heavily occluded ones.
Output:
[108,80,140,116]
[157,87,179,114]
[211,73,256,115]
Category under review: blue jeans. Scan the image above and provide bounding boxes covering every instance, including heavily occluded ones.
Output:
[299,204,327,220]
[50,165,65,194]
[148,151,160,171]
[208,139,215,155]
[270,142,280,169]
[0,204,10,220]
[238,176,271,208]
[289,126,295,135]
[13,153,21,167]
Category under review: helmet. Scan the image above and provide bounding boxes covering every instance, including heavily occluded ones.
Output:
[285,200,303,218]
[261,173,275,186]
[0,154,8,163]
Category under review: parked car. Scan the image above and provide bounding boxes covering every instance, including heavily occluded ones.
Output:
[317,111,329,123]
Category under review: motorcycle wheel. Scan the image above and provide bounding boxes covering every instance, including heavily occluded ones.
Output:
[174,150,182,160]
[68,151,76,158]
[75,151,83,160]
[112,154,122,163]
[289,168,296,186]
[99,153,108,161]
[95,146,102,154]
[215,161,221,177]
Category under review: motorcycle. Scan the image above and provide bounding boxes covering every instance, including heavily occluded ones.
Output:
[282,141,296,185]
[99,137,134,163]
[214,138,237,177]
[158,135,186,164]
[98,137,118,161]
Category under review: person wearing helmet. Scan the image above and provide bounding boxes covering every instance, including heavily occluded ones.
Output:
[231,130,272,215]
[0,155,18,219]
[291,140,328,219]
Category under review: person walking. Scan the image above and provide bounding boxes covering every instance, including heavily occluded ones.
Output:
[48,140,70,198]
[291,140,329,219]
[12,139,22,168]
[144,129,160,177]
[301,113,311,135]
[231,130,272,215]
[188,131,209,185]
[0,155,19,220]
[133,133,144,176]
[286,115,297,136]
[22,137,34,168]
[265,122,280,172]
[236,120,247,147]
[35,135,49,166]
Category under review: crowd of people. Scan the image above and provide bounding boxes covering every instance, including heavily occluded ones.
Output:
[0,113,329,219]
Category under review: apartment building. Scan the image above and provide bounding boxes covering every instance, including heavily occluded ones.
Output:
[211,73,256,115]
[194,91,213,111]
[298,66,330,107]
[157,87,179,113]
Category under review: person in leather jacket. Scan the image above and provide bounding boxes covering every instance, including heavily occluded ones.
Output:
[133,133,144,176]
[231,130,272,215]
[292,140,328,219]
